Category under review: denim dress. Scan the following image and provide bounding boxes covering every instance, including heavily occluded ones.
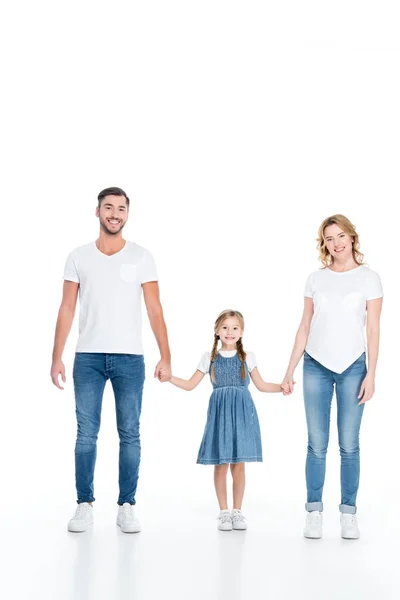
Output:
[197,354,263,465]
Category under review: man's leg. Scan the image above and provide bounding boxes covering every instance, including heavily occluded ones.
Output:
[73,353,107,503]
[110,354,145,505]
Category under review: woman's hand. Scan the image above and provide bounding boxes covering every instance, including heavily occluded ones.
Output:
[358,373,375,405]
[281,373,296,395]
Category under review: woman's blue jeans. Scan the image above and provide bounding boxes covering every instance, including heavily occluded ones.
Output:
[303,351,367,514]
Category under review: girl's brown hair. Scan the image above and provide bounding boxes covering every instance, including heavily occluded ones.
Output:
[210,310,247,382]
[317,214,365,268]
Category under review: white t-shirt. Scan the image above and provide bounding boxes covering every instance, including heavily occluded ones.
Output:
[304,265,383,373]
[197,350,257,374]
[63,241,158,354]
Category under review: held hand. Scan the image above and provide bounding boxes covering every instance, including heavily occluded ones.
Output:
[51,360,66,390]
[281,383,293,396]
[281,373,296,395]
[358,373,375,405]
[154,359,172,382]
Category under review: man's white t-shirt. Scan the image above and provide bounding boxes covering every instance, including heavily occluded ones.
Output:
[304,265,383,374]
[197,350,257,373]
[63,241,158,354]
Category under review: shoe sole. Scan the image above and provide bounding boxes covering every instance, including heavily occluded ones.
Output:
[67,522,93,533]
[304,532,322,539]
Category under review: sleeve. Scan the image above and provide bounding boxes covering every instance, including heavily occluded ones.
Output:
[365,270,383,301]
[246,351,257,372]
[63,251,80,283]
[197,352,211,374]
[304,272,314,298]
[140,250,159,284]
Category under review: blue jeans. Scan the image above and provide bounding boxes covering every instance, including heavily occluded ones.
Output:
[73,353,145,505]
[303,351,367,514]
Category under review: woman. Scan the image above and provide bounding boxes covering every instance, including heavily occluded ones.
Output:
[282,214,383,539]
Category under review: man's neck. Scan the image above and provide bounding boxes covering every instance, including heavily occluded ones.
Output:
[96,232,126,256]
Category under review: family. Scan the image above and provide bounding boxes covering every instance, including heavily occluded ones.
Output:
[50,187,383,540]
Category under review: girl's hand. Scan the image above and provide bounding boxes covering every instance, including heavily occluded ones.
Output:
[281,373,296,395]
[280,383,292,396]
[358,373,375,405]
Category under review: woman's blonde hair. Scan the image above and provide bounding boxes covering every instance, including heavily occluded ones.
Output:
[210,310,247,382]
[317,214,365,268]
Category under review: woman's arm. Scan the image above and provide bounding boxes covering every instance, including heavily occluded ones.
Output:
[250,368,283,393]
[170,370,206,391]
[282,297,314,392]
[358,297,383,404]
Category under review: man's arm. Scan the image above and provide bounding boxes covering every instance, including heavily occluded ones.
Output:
[50,281,79,389]
[142,281,171,382]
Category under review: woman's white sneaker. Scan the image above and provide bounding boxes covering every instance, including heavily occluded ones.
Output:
[67,502,93,532]
[340,513,360,539]
[304,511,323,539]
[232,509,248,530]
[217,510,233,531]
[117,503,141,533]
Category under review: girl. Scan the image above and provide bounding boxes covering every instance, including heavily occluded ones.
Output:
[168,309,288,531]
[282,214,383,540]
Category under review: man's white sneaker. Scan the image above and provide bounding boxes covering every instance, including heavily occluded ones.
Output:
[304,511,323,539]
[217,510,233,531]
[117,503,141,533]
[232,509,248,530]
[340,513,360,539]
[67,502,93,532]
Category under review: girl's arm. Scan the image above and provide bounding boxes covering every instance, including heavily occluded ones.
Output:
[169,370,205,391]
[282,297,314,392]
[358,297,383,404]
[250,368,283,393]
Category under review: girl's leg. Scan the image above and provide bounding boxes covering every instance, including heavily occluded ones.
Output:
[231,463,245,510]
[214,464,229,509]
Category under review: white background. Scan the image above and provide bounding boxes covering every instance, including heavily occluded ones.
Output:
[1,1,399,599]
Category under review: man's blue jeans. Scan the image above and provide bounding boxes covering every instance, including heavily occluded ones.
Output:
[303,351,367,514]
[73,353,145,505]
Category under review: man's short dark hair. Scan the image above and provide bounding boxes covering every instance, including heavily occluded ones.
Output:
[97,187,130,208]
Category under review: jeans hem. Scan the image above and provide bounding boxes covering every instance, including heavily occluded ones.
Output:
[305,501,323,512]
[339,504,357,514]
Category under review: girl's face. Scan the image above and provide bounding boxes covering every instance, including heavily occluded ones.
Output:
[324,223,354,262]
[216,317,244,348]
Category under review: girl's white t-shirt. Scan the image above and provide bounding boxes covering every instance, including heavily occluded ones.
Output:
[197,350,257,374]
[304,265,383,374]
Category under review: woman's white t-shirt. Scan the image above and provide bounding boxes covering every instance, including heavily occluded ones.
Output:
[197,350,257,374]
[304,265,383,374]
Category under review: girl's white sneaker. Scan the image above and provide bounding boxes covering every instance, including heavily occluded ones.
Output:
[232,509,247,530]
[217,510,233,531]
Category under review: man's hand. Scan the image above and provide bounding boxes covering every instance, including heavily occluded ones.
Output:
[154,359,171,382]
[51,359,66,390]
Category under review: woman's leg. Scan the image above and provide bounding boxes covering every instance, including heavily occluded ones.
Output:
[231,463,245,510]
[335,354,367,513]
[214,464,229,509]
[303,353,334,512]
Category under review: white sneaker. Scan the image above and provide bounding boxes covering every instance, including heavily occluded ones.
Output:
[67,502,93,532]
[341,513,360,539]
[304,511,323,539]
[232,509,248,530]
[117,503,141,533]
[217,510,233,531]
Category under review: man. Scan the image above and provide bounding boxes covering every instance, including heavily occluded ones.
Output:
[51,187,171,533]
